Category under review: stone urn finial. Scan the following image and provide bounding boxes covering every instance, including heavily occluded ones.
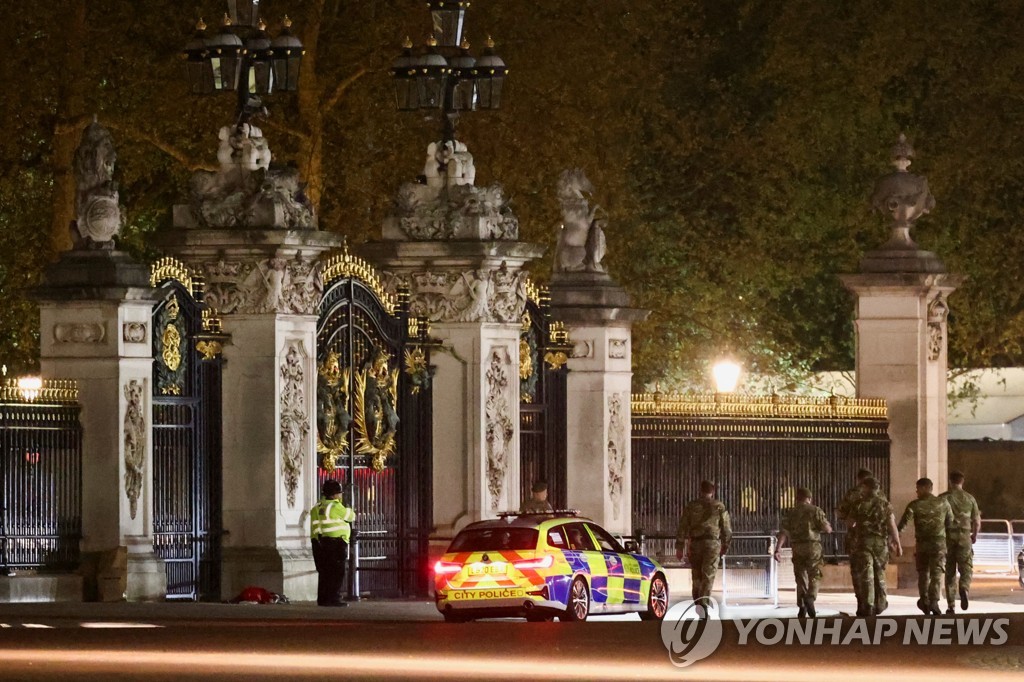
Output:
[870,133,935,249]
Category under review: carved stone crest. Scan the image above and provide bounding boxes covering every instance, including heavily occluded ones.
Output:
[123,379,146,520]
[485,347,516,511]
[53,323,106,344]
[609,338,628,359]
[122,322,147,344]
[383,264,528,324]
[202,257,322,315]
[607,392,627,520]
[280,343,310,508]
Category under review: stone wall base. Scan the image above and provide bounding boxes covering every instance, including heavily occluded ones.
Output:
[221,546,316,602]
[79,547,166,601]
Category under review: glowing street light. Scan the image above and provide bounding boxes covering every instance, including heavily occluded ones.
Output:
[712,359,742,394]
[16,376,43,402]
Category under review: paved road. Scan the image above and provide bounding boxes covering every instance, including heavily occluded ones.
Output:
[0,580,1021,681]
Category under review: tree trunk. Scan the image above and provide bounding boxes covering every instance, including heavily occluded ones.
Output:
[48,0,88,256]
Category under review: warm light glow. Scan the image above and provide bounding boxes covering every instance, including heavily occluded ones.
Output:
[712,360,742,393]
[16,376,42,401]
[434,560,461,575]
[512,554,554,570]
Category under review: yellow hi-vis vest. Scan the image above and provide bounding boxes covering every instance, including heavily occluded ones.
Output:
[309,497,356,542]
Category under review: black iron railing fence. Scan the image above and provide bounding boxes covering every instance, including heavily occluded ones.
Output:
[0,379,82,573]
[631,392,890,561]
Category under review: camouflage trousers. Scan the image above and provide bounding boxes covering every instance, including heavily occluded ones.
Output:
[945,533,973,606]
[689,539,721,601]
[914,540,946,604]
[791,541,823,603]
[850,536,889,613]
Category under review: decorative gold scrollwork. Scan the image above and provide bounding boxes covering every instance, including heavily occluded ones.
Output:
[162,325,182,372]
[403,347,431,395]
[320,243,396,314]
[354,350,399,472]
[316,351,351,473]
[195,340,223,360]
[158,294,185,395]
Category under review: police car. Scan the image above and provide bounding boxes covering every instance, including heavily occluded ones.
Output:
[433,511,669,622]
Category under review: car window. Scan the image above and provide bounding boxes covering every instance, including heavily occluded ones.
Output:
[448,528,539,552]
[587,523,625,553]
[546,527,568,550]
[564,522,597,551]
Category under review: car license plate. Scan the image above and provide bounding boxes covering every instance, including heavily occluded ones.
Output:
[469,562,506,575]
[449,587,526,601]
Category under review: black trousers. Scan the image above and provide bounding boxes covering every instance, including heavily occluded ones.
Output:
[311,536,348,605]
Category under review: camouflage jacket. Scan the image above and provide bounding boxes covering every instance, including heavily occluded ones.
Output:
[676,498,733,550]
[940,488,980,534]
[897,494,953,542]
[781,503,830,544]
[849,491,894,540]
[838,485,888,523]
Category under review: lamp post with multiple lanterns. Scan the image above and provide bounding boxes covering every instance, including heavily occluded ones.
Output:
[182,0,304,123]
[391,1,508,144]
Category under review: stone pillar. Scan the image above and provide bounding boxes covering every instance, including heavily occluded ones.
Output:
[362,242,543,535]
[549,273,647,534]
[362,139,543,537]
[157,229,341,601]
[35,250,166,601]
[841,136,961,569]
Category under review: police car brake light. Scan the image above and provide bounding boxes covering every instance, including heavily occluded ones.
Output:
[434,560,462,575]
[513,554,554,569]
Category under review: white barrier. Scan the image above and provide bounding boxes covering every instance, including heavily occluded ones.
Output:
[973,519,1017,574]
[720,535,778,607]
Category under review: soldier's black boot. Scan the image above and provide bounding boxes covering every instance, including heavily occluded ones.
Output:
[916,598,929,615]
[946,604,955,615]
[804,596,816,618]
[864,605,876,618]
[797,605,806,618]
[929,601,942,616]
[960,588,969,610]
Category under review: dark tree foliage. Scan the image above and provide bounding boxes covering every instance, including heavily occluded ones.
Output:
[1,1,1023,388]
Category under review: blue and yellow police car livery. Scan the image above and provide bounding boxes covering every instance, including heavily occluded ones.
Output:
[434,511,669,622]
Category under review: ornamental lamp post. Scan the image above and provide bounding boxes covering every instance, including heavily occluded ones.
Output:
[182,2,304,123]
[712,358,742,394]
[391,1,507,143]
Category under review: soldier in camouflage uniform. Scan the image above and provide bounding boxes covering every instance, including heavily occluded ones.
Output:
[897,478,953,615]
[676,480,732,602]
[774,488,832,618]
[837,469,886,608]
[940,470,981,614]
[848,477,902,617]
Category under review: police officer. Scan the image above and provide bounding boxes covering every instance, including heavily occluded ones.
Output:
[676,480,732,602]
[309,479,356,607]
[940,470,981,614]
[774,487,832,618]
[897,477,953,615]
[849,477,902,617]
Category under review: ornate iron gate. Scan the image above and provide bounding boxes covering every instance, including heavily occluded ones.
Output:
[631,393,890,562]
[150,258,224,601]
[518,285,570,509]
[316,249,433,598]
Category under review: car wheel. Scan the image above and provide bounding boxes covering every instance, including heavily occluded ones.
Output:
[560,577,590,622]
[640,574,669,621]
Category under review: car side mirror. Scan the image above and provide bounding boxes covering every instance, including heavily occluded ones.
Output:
[624,540,639,553]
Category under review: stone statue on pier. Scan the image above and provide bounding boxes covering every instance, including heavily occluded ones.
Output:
[71,118,124,248]
[554,169,606,274]
[383,139,517,240]
[182,123,315,230]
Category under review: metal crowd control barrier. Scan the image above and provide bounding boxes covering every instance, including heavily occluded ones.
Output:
[1012,520,1024,560]
[974,519,1017,574]
[720,535,778,607]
